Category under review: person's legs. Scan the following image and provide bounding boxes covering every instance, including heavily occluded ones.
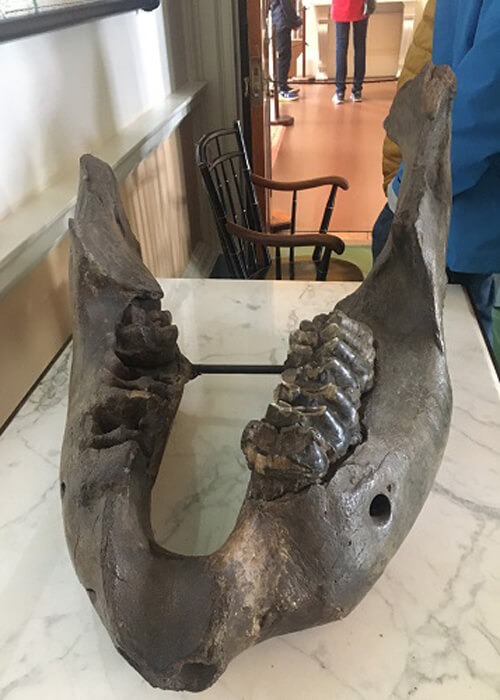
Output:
[352,18,368,97]
[276,27,292,93]
[447,270,496,345]
[371,203,394,261]
[335,22,350,98]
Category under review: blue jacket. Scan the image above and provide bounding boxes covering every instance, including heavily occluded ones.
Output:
[392,0,500,274]
[271,0,302,31]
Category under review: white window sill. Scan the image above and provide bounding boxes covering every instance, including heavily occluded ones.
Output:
[0,80,206,298]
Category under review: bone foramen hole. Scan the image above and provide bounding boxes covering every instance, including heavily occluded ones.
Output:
[369,494,391,526]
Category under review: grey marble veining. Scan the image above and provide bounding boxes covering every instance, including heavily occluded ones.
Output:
[0,280,499,699]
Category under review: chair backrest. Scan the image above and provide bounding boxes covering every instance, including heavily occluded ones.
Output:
[196,121,271,278]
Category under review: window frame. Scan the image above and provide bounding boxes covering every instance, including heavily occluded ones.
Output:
[0,0,160,43]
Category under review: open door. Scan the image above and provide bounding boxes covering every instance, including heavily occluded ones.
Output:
[237,0,272,223]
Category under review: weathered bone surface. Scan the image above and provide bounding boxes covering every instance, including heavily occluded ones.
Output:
[61,63,456,692]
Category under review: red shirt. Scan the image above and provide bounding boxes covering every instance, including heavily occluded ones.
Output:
[331,0,366,22]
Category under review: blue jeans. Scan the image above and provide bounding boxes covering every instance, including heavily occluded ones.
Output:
[371,204,496,344]
[335,18,368,97]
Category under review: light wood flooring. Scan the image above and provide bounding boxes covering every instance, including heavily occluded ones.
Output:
[270,81,397,245]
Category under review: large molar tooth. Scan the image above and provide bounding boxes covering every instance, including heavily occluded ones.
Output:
[277,382,360,413]
[319,382,360,407]
[103,348,139,380]
[286,384,361,433]
[316,339,374,391]
[310,313,330,331]
[319,322,368,358]
[241,420,329,482]
[90,389,159,457]
[295,406,351,458]
[332,340,374,390]
[282,367,299,386]
[149,308,173,327]
[285,344,314,368]
[289,329,319,348]
[247,306,374,490]
[320,317,375,361]
[274,382,301,404]
[299,320,316,333]
[265,401,301,428]
[115,317,179,368]
[286,329,320,368]
[324,386,360,426]
[288,359,358,392]
[91,425,143,451]
[320,321,343,343]
[331,309,374,346]
[265,401,354,460]
[319,358,359,390]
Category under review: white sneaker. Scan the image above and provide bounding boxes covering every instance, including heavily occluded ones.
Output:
[332,92,345,105]
[350,92,363,103]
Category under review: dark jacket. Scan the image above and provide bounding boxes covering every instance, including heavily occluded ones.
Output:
[271,0,302,31]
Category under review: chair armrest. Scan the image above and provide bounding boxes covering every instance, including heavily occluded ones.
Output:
[252,173,349,192]
[226,222,345,254]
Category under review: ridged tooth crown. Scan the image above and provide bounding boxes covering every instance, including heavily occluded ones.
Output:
[242,309,375,492]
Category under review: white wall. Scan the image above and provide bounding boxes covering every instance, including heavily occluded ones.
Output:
[0,7,170,221]
[158,0,240,271]
[173,0,239,132]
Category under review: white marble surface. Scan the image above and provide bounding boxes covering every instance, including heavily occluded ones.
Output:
[1,280,499,700]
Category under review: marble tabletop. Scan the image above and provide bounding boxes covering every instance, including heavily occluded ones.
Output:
[1,280,499,700]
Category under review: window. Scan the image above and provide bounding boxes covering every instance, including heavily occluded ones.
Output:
[0,0,159,41]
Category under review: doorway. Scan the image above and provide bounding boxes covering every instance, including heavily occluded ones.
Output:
[238,0,412,276]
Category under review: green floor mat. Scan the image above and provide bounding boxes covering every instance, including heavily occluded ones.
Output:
[339,246,373,278]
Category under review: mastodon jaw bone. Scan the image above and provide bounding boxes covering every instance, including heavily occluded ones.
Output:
[61,63,455,692]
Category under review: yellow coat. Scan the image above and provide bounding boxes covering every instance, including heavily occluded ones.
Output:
[382,0,436,191]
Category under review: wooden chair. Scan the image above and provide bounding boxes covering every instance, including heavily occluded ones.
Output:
[196,120,362,281]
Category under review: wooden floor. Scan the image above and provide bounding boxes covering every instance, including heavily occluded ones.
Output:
[270,81,397,243]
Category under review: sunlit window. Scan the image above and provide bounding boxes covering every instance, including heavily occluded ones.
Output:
[0,0,101,18]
